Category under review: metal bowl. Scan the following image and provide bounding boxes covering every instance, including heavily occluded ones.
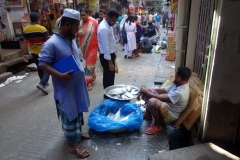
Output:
[104,84,139,101]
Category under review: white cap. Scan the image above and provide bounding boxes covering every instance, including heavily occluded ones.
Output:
[62,8,80,20]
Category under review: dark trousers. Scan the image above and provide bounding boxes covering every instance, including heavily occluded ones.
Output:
[99,53,116,89]
[163,20,166,28]
[31,53,50,86]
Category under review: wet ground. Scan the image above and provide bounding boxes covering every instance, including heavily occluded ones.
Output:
[0,25,174,160]
[0,50,170,160]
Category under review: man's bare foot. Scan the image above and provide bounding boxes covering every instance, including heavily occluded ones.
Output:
[87,84,93,91]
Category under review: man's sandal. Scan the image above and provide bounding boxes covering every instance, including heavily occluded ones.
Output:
[144,124,162,135]
[80,132,90,140]
[69,145,90,158]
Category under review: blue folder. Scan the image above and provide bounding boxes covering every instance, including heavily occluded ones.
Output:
[53,55,80,76]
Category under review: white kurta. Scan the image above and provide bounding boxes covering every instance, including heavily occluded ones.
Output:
[124,21,137,51]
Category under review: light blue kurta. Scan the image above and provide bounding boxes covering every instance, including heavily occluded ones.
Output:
[38,34,90,121]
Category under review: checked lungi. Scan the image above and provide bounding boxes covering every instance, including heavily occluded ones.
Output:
[56,102,84,144]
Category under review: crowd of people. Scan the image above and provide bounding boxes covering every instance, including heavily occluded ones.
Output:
[21,8,191,159]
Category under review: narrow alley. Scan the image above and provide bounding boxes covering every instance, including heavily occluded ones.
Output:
[0,42,174,160]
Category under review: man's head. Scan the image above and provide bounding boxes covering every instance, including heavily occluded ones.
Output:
[30,12,40,23]
[99,9,106,20]
[88,9,94,17]
[105,9,119,26]
[49,14,54,20]
[60,9,80,40]
[148,22,153,26]
[134,16,138,22]
[174,67,192,85]
[94,12,99,19]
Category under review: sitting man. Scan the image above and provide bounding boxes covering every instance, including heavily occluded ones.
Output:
[140,33,153,53]
[137,67,191,135]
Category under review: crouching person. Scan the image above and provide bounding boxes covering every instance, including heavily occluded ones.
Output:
[140,33,153,53]
[137,67,191,135]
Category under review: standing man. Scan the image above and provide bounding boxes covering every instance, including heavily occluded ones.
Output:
[22,12,50,95]
[0,16,6,61]
[117,12,123,24]
[38,9,90,158]
[137,13,141,23]
[144,13,147,25]
[162,12,168,28]
[97,9,119,98]
[155,12,161,34]
[112,21,121,55]
[55,9,64,33]
[98,9,106,24]
[0,16,6,40]
[148,13,153,22]
[141,13,144,25]
[153,12,157,23]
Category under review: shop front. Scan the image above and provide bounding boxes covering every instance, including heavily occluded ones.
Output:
[1,0,74,49]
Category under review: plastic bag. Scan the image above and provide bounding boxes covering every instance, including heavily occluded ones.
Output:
[88,99,143,132]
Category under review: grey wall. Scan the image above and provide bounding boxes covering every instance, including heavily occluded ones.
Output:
[203,0,240,145]
[185,0,201,70]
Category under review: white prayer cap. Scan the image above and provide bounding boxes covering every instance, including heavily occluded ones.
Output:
[62,8,80,20]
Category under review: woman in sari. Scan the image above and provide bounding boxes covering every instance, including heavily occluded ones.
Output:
[77,8,98,91]
[133,15,143,57]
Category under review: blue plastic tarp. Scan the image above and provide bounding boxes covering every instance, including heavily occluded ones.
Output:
[88,99,143,132]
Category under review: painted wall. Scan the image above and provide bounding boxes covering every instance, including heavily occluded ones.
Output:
[185,0,201,70]
[4,8,26,37]
[203,0,240,146]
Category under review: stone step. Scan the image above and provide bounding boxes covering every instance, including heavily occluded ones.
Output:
[0,72,13,83]
[3,49,22,61]
[149,143,239,160]
[0,53,33,74]
[0,63,7,74]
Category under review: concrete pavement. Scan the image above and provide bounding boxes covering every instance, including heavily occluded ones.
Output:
[0,47,173,160]
[0,25,177,160]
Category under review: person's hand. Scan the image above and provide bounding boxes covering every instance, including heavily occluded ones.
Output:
[120,39,123,45]
[60,70,73,82]
[137,92,142,101]
[139,88,148,94]
[119,38,123,45]
[137,87,147,101]
[109,63,114,71]
[23,55,28,62]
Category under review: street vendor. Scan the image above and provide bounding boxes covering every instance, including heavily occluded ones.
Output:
[137,67,191,135]
[140,33,153,53]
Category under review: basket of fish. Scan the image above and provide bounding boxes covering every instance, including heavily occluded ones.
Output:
[104,84,140,100]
